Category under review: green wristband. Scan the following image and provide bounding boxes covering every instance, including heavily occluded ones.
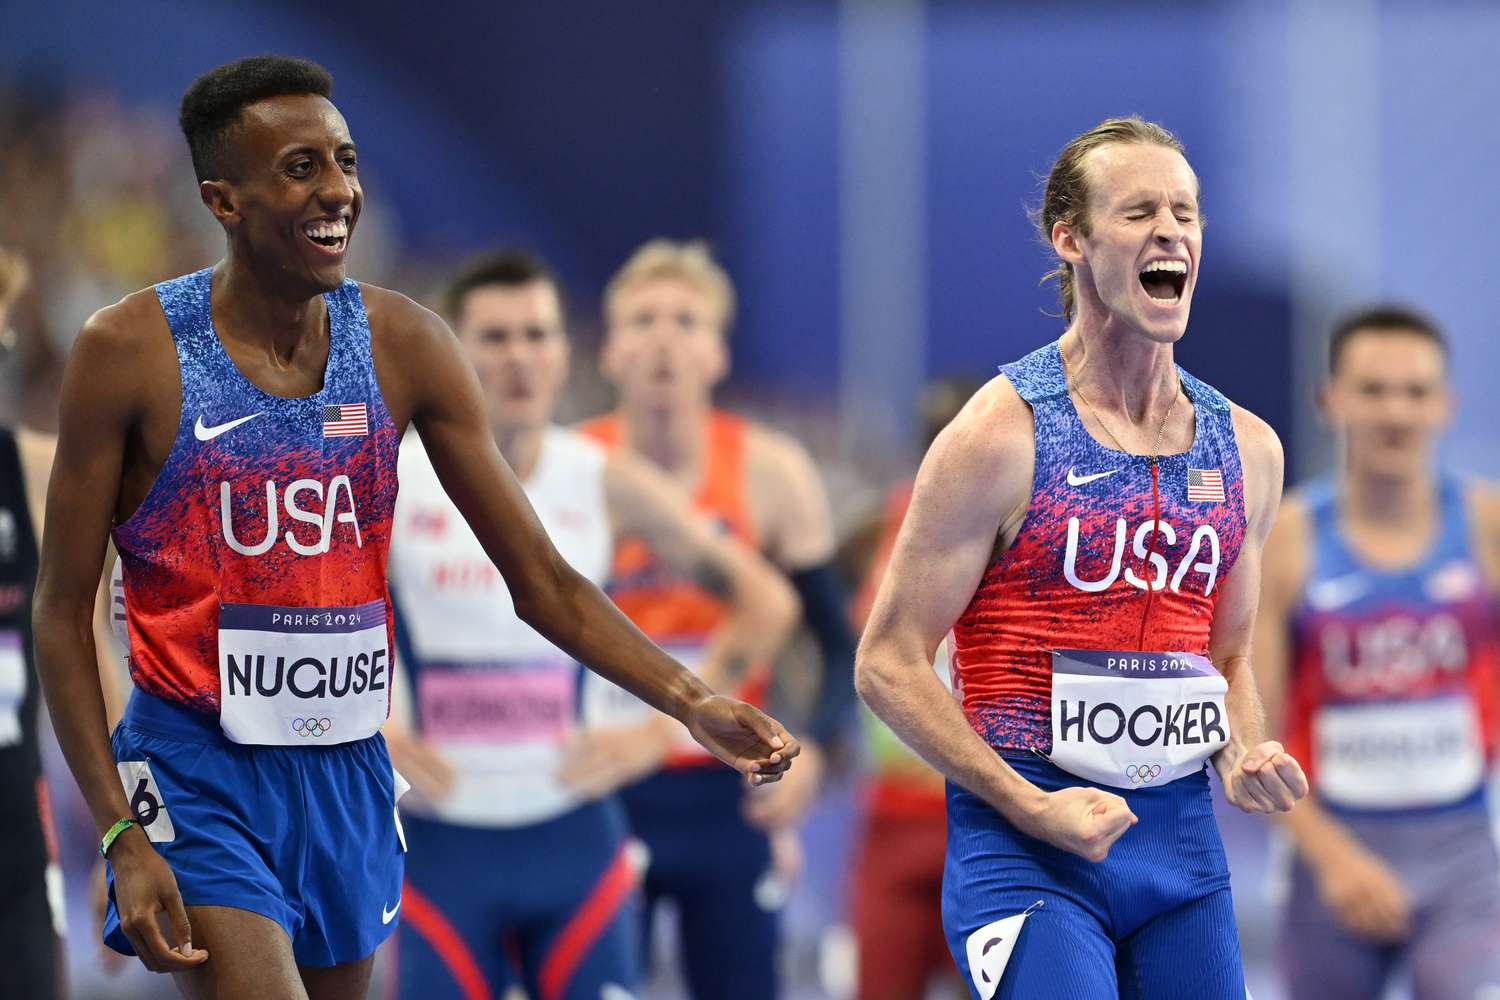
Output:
[99,818,137,859]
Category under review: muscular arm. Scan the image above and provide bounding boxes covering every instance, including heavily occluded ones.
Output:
[32,310,146,840]
[367,289,797,777]
[750,430,859,747]
[1206,407,1306,813]
[607,449,800,687]
[857,379,1136,857]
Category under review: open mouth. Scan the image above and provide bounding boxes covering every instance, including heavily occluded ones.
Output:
[302,217,349,256]
[1139,260,1188,304]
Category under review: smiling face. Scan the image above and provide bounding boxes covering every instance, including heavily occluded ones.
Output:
[203,93,361,295]
[1324,329,1450,480]
[453,280,570,434]
[1055,142,1201,344]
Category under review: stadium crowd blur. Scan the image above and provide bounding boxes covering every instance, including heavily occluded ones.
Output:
[0,69,1481,1000]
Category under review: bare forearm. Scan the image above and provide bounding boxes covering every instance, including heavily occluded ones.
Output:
[1215,655,1267,766]
[33,607,130,836]
[856,639,1043,822]
[515,560,713,720]
[1278,794,1360,869]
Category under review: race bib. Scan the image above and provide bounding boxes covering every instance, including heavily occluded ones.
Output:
[417,663,576,745]
[217,600,390,745]
[0,628,24,748]
[1314,695,1483,809]
[1049,649,1229,790]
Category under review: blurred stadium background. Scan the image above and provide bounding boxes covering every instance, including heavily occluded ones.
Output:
[5,2,1499,998]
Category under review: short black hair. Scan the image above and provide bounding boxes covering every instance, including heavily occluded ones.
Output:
[179,56,334,183]
[1328,305,1448,376]
[444,250,566,325]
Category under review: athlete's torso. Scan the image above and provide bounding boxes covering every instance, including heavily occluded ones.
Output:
[389,428,612,826]
[955,340,1248,756]
[0,426,43,803]
[111,267,399,744]
[579,410,766,764]
[1287,477,1500,812]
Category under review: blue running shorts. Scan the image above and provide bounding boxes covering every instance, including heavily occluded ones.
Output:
[102,689,406,967]
[942,752,1245,1000]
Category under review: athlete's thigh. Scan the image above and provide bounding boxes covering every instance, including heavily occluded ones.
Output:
[853,815,947,1000]
[515,840,641,1000]
[174,904,306,1000]
[671,824,778,1000]
[1408,879,1500,999]
[396,817,515,1000]
[1276,862,1392,1000]
[1115,887,1244,1000]
[299,954,375,1000]
[943,784,1116,1000]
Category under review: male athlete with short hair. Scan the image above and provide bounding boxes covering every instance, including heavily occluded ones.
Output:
[384,249,798,1000]
[1255,306,1500,999]
[579,239,858,999]
[856,116,1307,999]
[31,56,799,1000]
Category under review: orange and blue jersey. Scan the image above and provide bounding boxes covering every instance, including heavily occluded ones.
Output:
[1286,476,1500,812]
[953,341,1247,755]
[111,267,398,736]
[579,410,769,762]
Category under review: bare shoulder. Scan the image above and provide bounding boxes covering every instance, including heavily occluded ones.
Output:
[358,282,449,347]
[1466,480,1500,530]
[1228,402,1283,473]
[75,288,173,363]
[936,371,1033,466]
[744,421,820,493]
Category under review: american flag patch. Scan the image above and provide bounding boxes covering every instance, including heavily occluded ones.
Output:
[1187,468,1225,503]
[322,403,368,437]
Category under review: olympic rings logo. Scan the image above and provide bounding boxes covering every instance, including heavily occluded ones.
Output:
[292,717,332,738]
[1125,763,1162,784]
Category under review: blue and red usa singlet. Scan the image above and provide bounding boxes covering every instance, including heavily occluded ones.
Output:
[1285,476,1500,811]
[111,267,399,744]
[954,340,1247,783]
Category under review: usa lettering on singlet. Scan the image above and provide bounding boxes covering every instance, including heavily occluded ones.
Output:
[952,341,1248,789]
[388,429,612,827]
[1286,477,1500,810]
[110,268,399,746]
[577,411,769,766]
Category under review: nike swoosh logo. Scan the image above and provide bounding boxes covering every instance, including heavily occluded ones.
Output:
[194,412,265,441]
[382,899,401,924]
[1307,574,1369,611]
[1066,467,1119,487]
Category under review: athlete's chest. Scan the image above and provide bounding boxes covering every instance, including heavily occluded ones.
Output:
[1010,458,1245,599]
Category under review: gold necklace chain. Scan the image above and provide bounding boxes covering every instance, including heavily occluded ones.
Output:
[1061,344,1183,463]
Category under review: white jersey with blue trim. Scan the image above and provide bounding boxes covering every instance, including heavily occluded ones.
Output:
[389,427,612,827]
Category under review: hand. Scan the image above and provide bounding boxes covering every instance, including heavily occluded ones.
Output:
[743,740,824,830]
[382,725,455,802]
[107,828,209,972]
[90,858,130,974]
[1313,840,1413,943]
[681,695,801,784]
[559,719,676,799]
[1215,740,1308,814]
[1012,785,1138,862]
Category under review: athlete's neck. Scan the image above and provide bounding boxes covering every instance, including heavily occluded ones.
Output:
[213,255,328,363]
[619,399,709,480]
[1059,321,1178,424]
[1341,464,1437,530]
[492,421,546,482]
